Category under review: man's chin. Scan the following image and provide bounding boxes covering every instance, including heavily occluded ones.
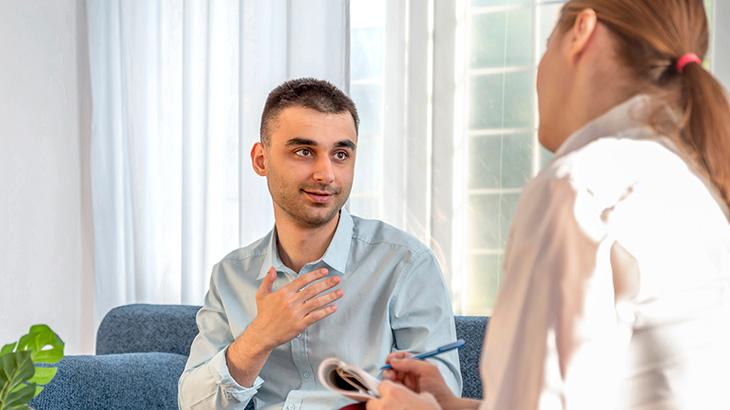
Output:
[287,204,342,228]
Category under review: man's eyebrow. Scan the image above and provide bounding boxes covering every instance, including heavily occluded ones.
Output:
[334,140,357,150]
[285,138,356,150]
[285,137,317,147]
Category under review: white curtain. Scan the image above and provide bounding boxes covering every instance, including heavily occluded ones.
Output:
[348,0,563,315]
[86,0,349,324]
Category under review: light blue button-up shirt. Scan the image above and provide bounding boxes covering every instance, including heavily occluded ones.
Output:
[178,208,461,409]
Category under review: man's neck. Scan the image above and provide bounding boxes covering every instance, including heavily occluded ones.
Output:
[274,210,341,273]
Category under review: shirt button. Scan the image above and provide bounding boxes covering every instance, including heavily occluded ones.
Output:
[303,371,310,379]
[286,404,295,410]
[296,333,303,339]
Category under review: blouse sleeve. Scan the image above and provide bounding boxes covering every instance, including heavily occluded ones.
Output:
[482,178,633,410]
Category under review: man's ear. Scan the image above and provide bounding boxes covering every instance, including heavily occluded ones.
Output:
[251,142,268,176]
[567,8,598,63]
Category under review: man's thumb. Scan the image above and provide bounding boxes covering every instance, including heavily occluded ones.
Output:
[258,267,277,294]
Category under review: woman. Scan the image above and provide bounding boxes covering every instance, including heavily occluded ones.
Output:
[367,0,730,409]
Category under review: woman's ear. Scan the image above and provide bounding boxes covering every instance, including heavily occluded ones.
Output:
[567,8,598,63]
[251,142,268,176]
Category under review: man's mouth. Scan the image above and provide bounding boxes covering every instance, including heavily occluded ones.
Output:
[302,189,337,204]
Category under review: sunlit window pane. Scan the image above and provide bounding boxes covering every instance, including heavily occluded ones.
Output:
[469,133,534,189]
[466,254,502,315]
[471,8,533,69]
[469,70,535,130]
[468,192,520,251]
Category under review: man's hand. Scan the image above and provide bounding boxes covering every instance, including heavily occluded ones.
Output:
[226,266,343,386]
[381,353,457,409]
[366,381,441,410]
[248,266,343,350]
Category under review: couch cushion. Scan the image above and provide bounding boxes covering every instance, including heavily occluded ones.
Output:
[92,304,489,404]
[30,352,186,410]
[96,304,201,355]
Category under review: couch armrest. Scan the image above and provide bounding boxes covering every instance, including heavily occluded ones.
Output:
[30,352,186,410]
[96,304,202,355]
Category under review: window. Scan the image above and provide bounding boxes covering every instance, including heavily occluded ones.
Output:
[349,0,717,316]
[461,1,562,315]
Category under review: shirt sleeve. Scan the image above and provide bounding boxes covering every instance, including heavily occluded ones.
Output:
[178,263,264,410]
[482,179,632,410]
[389,249,464,396]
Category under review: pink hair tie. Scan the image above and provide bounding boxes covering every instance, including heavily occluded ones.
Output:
[676,53,702,73]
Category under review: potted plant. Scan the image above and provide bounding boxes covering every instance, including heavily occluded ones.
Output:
[0,325,64,410]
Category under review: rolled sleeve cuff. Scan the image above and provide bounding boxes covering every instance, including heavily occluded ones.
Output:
[209,347,264,403]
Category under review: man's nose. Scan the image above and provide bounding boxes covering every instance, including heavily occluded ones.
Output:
[312,156,335,184]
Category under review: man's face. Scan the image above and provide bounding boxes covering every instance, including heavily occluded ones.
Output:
[252,106,357,228]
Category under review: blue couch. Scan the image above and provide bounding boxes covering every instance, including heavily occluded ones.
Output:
[31,304,488,409]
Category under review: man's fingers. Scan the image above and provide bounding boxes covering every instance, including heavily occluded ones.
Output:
[257,267,277,295]
[296,275,340,301]
[303,303,337,324]
[303,289,343,311]
[288,268,330,292]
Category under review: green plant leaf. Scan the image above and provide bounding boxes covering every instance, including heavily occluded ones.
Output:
[0,352,34,385]
[6,405,32,410]
[0,359,8,385]
[1,325,64,408]
[27,366,57,386]
[16,325,64,364]
[33,384,44,398]
[0,343,16,358]
[3,383,34,408]
[6,405,31,410]
[0,351,35,409]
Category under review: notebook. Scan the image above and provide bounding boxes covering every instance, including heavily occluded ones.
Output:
[318,358,381,402]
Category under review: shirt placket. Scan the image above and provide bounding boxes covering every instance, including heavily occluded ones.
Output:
[291,329,315,384]
[283,267,316,410]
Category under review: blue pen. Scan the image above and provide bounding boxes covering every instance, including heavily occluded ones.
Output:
[380,339,465,371]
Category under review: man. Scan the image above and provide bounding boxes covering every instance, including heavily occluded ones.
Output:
[178,78,461,409]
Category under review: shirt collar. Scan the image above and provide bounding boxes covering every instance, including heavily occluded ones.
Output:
[319,207,354,275]
[257,230,287,279]
[554,94,674,158]
[256,208,354,279]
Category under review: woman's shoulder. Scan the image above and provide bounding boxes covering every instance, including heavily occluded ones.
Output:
[529,133,728,235]
[540,134,685,201]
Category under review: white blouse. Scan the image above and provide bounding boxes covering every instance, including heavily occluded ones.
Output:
[481,95,730,410]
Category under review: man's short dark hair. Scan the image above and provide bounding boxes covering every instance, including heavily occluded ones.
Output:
[260,78,359,145]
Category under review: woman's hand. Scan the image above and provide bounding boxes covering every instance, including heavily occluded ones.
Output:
[366,381,441,410]
[380,352,457,408]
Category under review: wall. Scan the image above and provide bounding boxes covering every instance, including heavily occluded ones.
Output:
[715,0,730,90]
[0,0,93,354]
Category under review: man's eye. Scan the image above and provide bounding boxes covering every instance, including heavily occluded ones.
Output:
[295,149,312,157]
[334,151,349,161]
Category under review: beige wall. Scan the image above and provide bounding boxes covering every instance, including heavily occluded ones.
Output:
[0,0,94,354]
